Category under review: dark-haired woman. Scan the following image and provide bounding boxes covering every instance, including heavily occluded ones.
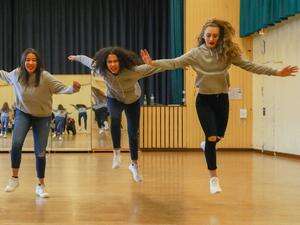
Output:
[0,102,11,138]
[68,47,166,182]
[0,48,81,197]
[141,19,298,194]
[70,104,91,133]
[53,104,70,140]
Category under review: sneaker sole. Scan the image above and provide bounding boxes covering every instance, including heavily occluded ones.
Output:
[36,193,50,198]
[112,165,120,169]
[4,184,19,192]
[5,188,17,192]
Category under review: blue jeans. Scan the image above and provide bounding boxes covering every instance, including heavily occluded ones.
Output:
[11,109,51,178]
[107,97,140,161]
[55,116,65,135]
[1,116,9,133]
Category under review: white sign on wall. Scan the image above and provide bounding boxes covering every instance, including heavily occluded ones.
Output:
[228,87,243,100]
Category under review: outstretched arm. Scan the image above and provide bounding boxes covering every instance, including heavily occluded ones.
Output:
[0,69,16,84]
[140,49,195,70]
[276,66,298,77]
[47,72,81,94]
[68,55,94,70]
[130,49,195,79]
[232,56,298,76]
[70,104,79,110]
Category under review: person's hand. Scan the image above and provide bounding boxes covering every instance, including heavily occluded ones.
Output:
[68,55,76,61]
[276,66,298,77]
[72,81,81,92]
[140,49,154,66]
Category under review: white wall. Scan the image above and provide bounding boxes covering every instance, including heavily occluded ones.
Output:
[252,14,300,154]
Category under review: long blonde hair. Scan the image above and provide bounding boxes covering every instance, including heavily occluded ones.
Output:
[198,19,241,61]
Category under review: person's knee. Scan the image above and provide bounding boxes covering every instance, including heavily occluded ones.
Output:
[207,136,217,142]
[129,135,139,144]
[111,117,121,125]
[12,140,23,150]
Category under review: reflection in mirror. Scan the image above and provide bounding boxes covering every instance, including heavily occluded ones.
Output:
[0,82,14,151]
[51,74,91,152]
[91,77,129,151]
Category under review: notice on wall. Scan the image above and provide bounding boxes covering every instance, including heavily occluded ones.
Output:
[228,87,242,100]
[239,108,247,119]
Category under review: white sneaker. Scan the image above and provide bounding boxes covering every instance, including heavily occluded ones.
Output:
[35,185,50,198]
[104,121,109,130]
[128,163,142,182]
[112,154,121,169]
[58,136,63,141]
[0,132,3,137]
[52,133,56,138]
[200,141,205,151]
[4,177,19,192]
[3,133,7,138]
[209,177,222,194]
[99,128,104,134]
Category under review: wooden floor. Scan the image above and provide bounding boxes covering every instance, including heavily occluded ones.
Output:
[91,126,129,150]
[0,151,300,225]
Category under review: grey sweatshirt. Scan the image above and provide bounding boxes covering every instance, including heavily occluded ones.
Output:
[152,44,278,94]
[73,55,166,104]
[53,109,68,118]
[0,69,74,117]
[0,110,9,118]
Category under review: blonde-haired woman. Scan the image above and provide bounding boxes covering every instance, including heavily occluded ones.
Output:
[141,19,298,194]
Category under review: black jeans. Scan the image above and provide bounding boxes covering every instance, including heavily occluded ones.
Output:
[94,107,108,128]
[107,97,140,161]
[196,93,229,170]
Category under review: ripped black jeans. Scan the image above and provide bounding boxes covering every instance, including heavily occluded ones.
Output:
[196,93,229,170]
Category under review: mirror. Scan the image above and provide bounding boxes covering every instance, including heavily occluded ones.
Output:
[50,74,92,152]
[0,82,14,151]
[0,73,132,153]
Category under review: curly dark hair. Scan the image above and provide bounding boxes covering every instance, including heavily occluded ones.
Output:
[93,47,142,75]
[197,19,242,61]
[18,48,44,87]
